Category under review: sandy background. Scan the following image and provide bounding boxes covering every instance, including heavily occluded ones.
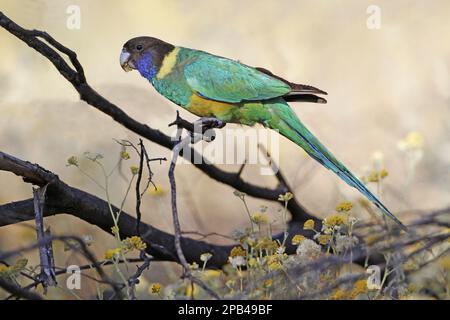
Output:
[0,0,449,298]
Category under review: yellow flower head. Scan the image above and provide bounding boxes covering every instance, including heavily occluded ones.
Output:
[266,255,283,271]
[405,132,424,149]
[318,234,331,245]
[123,236,147,251]
[380,169,389,179]
[130,165,139,175]
[251,213,269,224]
[278,192,293,202]
[247,257,258,268]
[111,226,119,236]
[330,289,347,300]
[150,283,161,294]
[323,214,347,229]
[120,151,130,160]
[291,235,306,245]
[335,201,353,212]
[148,186,165,197]
[67,156,79,167]
[230,246,247,258]
[367,171,380,183]
[349,279,367,298]
[303,219,315,230]
[104,248,121,260]
[254,238,278,251]
[0,265,9,274]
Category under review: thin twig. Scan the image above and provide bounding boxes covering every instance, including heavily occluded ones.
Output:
[32,185,56,291]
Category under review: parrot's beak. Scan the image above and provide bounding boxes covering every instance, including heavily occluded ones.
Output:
[120,48,134,72]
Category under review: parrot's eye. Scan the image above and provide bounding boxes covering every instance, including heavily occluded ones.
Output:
[136,44,143,51]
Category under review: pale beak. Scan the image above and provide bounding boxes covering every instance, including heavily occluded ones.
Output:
[120,48,134,72]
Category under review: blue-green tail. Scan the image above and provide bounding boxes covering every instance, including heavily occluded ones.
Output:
[268,101,407,231]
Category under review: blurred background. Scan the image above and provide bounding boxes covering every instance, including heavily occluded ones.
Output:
[0,0,449,298]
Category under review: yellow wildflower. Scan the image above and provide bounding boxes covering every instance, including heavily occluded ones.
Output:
[233,190,246,199]
[291,235,306,245]
[278,192,293,202]
[123,236,147,251]
[335,201,353,212]
[247,258,258,268]
[266,255,283,271]
[111,226,119,236]
[303,219,315,230]
[149,283,161,294]
[380,169,389,179]
[323,214,346,228]
[66,156,79,167]
[318,234,331,245]
[398,132,424,150]
[120,151,130,160]
[148,186,165,196]
[330,289,347,300]
[104,248,121,260]
[230,246,247,257]
[251,213,269,224]
[0,265,11,276]
[367,171,380,183]
[348,279,367,299]
[130,165,139,175]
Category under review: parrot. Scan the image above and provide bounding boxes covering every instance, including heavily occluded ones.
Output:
[120,36,406,230]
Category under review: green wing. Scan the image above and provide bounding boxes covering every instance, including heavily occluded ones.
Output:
[184,52,291,103]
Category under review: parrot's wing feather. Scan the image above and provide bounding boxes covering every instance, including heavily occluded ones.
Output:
[255,67,328,96]
[184,54,291,103]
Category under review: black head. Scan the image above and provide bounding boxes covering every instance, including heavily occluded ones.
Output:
[120,36,174,74]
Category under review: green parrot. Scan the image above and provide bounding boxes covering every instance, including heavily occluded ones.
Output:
[120,36,406,230]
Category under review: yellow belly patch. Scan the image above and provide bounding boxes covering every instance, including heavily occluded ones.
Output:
[188,94,237,120]
[156,47,180,79]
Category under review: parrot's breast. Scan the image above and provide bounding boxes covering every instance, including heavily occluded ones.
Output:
[187,94,238,121]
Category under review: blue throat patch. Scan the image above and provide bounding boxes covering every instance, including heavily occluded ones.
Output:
[136,53,157,80]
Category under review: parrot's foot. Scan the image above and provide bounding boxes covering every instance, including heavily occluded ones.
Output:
[196,117,226,130]
[191,117,225,142]
[169,112,226,143]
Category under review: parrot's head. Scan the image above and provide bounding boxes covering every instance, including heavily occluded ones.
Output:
[120,36,174,79]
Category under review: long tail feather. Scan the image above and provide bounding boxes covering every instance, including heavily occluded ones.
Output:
[269,101,407,231]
